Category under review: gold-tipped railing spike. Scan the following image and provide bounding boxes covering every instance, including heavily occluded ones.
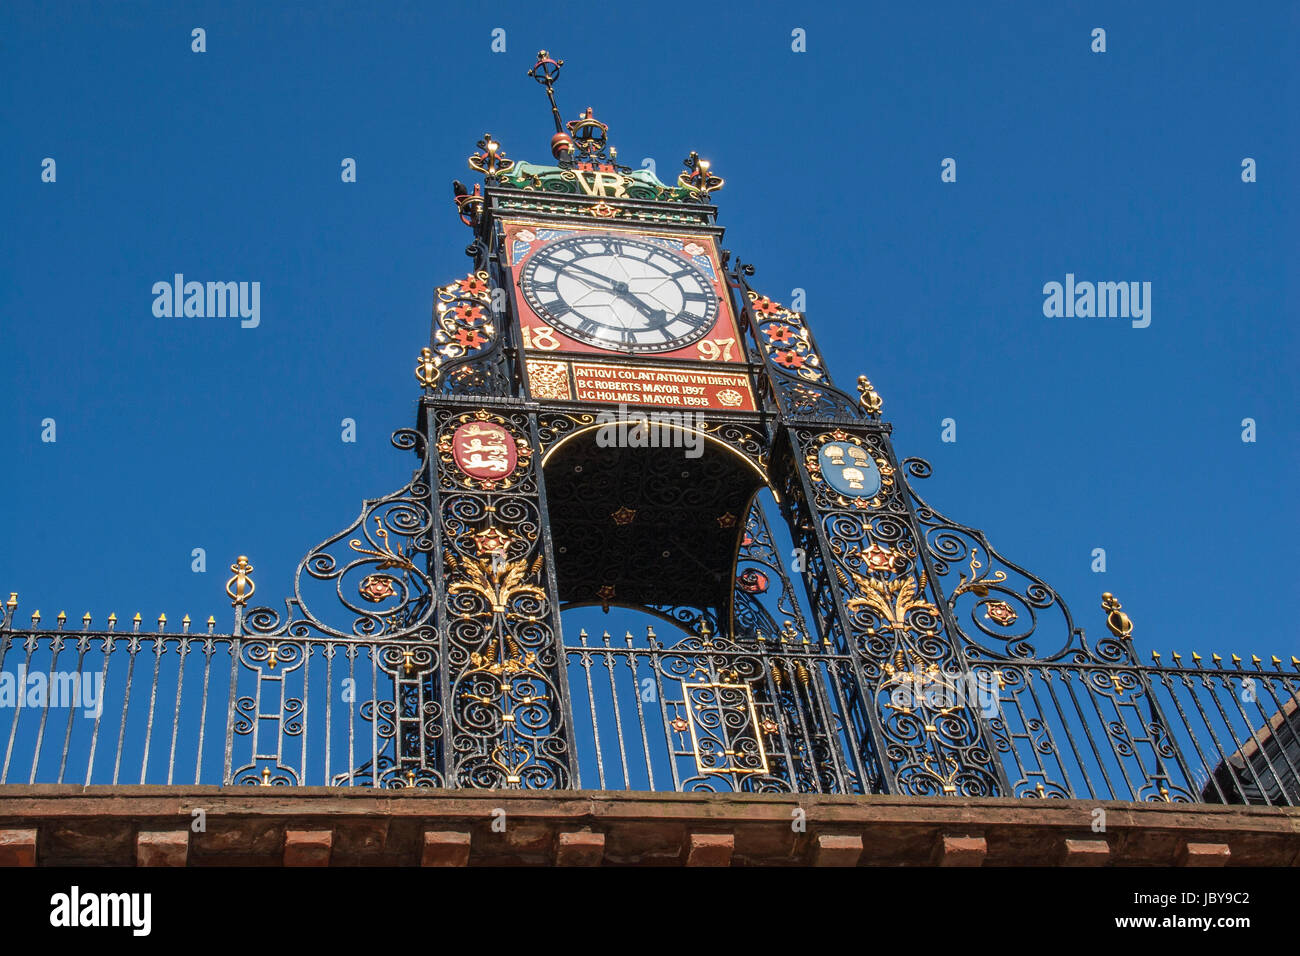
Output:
[132,613,142,634]
[182,614,191,634]
[56,611,66,630]
[157,613,166,632]
[31,610,40,627]
[5,593,16,610]
[82,612,91,631]
[107,612,117,631]
[206,616,216,635]
[1100,592,1133,640]
[1212,653,1222,666]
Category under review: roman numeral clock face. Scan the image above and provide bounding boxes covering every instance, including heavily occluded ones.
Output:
[519,234,718,353]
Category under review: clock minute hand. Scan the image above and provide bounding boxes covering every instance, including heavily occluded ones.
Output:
[563,262,619,288]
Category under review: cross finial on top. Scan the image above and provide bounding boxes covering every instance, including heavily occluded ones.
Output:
[528,50,565,134]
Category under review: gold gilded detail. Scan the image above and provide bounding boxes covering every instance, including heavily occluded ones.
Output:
[1101,592,1133,640]
[226,556,255,608]
[349,518,417,572]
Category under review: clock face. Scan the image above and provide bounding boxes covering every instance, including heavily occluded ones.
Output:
[519,234,719,354]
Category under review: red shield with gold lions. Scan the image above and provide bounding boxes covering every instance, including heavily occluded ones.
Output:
[451,421,517,480]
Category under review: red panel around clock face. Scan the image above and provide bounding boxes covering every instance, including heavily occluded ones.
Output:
[503,221,746,365]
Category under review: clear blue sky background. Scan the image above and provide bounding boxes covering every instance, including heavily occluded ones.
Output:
[2,2,1296,662]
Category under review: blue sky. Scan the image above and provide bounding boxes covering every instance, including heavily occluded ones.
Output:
[1,1,1296,662]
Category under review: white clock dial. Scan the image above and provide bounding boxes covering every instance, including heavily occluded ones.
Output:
[519,234,719,353]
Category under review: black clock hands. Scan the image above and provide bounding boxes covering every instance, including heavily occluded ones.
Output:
[561,263,667,327]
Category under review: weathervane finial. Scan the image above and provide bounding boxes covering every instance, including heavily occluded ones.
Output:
[529,50,578,161]
[529,51,565,132]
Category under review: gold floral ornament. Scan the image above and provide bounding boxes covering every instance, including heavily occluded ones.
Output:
[226,556,255,608]
[471,524,513,557]
[862,543,901,574]
[746,291,826,383]
[446,551,546,618]
[982,600,1018,627]
[467,635,538,677]
[844,566,941,644]
[949,547,1007,600]
[358,574,397,604]
[678,151,724,199]
[349,518,417,572]
[431,272,496,378]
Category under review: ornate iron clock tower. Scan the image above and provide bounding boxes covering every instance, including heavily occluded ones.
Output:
[387,50,1015,796]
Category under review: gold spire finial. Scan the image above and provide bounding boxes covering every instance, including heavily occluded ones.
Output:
[415,346,439,389]
[226,556,255,608]
[857,375,883,418]
[1100,592,1133,640]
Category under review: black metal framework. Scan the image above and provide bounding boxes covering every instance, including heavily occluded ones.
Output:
[3,127,1297,807]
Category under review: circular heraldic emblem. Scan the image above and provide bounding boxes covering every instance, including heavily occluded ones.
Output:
[818,441,881,498]
[451,421,518,480]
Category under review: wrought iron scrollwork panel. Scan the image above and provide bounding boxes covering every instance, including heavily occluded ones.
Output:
[432,406,573,789]
[242,429,437,641]
[780,426,1006,797]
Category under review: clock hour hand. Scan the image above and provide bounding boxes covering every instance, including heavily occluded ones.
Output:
[611,284,668,326]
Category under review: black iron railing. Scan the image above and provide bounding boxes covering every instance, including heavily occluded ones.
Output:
[0,611,1296,804]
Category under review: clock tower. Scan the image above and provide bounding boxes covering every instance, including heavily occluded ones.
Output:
[408,52,1015,794]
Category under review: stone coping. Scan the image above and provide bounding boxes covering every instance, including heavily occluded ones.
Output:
[0,787,1296,866]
